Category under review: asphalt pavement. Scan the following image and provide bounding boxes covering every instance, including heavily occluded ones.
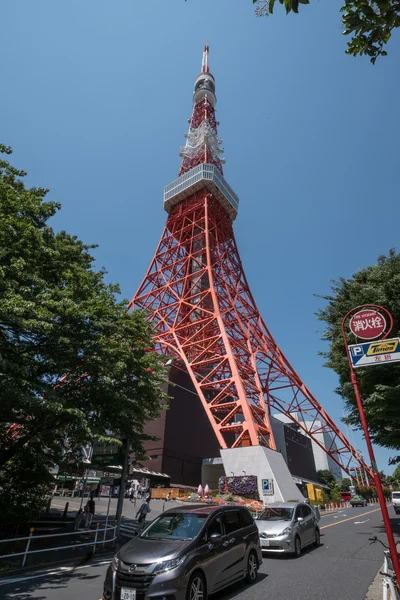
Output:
[0,504,398,600]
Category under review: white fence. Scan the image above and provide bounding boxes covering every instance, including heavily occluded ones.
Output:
[0,522,117,568]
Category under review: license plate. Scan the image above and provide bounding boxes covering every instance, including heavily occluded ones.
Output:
[121,588,136,600]
[261,539,270,547]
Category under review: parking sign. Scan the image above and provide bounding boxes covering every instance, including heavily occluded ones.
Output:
[262,479,274,496]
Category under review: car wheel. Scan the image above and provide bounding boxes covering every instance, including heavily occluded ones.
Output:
[245,551,259,584]
[294,536,301,557]
[186,572,207,600]
[314,528,321,547]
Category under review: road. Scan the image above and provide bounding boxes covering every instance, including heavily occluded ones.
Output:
[0,504,398,600]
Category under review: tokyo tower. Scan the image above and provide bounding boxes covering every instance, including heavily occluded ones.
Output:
[128,45,372,483]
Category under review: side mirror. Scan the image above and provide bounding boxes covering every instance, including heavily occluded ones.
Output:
[297,517,304,523]
[210,532,222,543]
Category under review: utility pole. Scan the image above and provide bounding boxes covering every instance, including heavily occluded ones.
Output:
[115,438,130,538]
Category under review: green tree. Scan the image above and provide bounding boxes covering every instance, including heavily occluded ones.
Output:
[340,477,352,491]
[253,0,400,64]
[317,469,337,488]
[393,465,400,480]
[316,250,400,455]
[0,145,169,520]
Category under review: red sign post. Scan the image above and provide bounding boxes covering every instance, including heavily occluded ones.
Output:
[342,304,400,584]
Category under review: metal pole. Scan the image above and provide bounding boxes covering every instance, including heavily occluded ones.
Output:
[341,312,400,586]
[383,553,388,600]
[22,528,34,568]
[79,468,88,510]
[103,489,112,546]
[115,438,129,538]
[93,522,100,555]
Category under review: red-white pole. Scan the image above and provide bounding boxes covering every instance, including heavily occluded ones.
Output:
[341,308,400,584]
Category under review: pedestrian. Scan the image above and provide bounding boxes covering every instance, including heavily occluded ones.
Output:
[129,486,135,503]
[145,486,151,501]
[84,493,96,530]
[165,492,171,502]
[74,508,84,531]
[136,498,151,527]
[78,481,84,498]
[137,484,142,499]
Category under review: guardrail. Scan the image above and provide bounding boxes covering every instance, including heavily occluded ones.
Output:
[0,522,118,568]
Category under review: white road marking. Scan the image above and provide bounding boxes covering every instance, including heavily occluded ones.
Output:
[0,559,111,586]
[354,519,370,524]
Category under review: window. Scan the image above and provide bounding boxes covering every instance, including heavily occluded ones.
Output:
[259,507,294,522]
[141,513,207,541]
[300,505,312,518]
[224,511,242,534]
[208,516,225,537]
[240,509,254,527]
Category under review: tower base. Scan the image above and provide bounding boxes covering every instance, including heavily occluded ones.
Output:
[220,446,305,504]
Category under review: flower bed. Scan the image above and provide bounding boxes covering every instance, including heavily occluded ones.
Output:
[176,493,264,512]
[219,475,257,497]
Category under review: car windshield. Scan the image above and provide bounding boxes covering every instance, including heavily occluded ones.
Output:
[258,507,294,521]
[392,492,400,499]
[140,513,208,540]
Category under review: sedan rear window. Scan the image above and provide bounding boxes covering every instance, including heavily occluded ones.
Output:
[392,492,400,499]
[258,507,293,521]
[141,513,207,540]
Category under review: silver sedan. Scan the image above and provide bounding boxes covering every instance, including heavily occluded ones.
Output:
[256,501,320,557]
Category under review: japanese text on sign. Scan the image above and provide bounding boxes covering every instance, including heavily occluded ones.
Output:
[349,309,386,340]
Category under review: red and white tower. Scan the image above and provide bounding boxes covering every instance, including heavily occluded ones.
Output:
[129,45,372,483]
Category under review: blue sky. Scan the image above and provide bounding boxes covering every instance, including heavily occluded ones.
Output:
[2,0,399,474]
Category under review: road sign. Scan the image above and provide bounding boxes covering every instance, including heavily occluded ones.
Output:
[349,309,386,340]
[91,453,120,467]
[348,337,400,368]
[262,479,274,496]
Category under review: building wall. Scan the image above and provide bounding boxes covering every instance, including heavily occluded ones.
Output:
[270,416,288,463]
[273,413,343,482]
[310,432,342,482]
[270,415,317,481]
[141,366,221,486]
[284,425,318,482]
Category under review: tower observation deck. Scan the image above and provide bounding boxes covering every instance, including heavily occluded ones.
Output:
[163,43,239,221]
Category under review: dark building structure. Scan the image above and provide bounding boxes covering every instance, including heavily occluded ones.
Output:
[141,366,220,486]
[140,371,318,488]
[270,415,318,483]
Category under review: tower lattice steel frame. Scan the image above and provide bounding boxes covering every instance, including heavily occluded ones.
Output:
[128,45,373,482]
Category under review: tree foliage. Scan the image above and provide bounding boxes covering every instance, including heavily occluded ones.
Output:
[316,250,400,458]
[340,477,352,491]
[0,145,169,519]
[317,469,337,488]
[253,0,400,63]
[392,465,400,480]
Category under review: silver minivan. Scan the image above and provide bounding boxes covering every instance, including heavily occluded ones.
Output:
[256,501,320,557]
[103,504,262,600]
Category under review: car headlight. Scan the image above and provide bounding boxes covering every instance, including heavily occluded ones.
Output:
[153,556,185,574]
[281,527,292,535]
[112,555,119,571]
